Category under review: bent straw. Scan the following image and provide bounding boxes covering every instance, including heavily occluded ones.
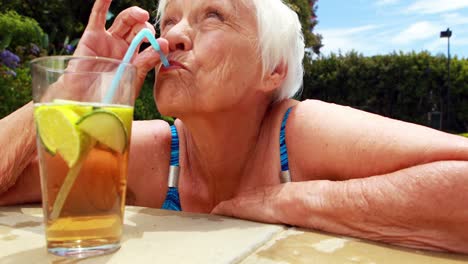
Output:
[49,30,169,219]
[50,139,96,220]
[49,161,83,220]
[103,28,170,104]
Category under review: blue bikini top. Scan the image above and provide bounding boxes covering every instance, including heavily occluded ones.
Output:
[161,107,293,211]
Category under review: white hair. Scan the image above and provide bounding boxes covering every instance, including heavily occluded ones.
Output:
[156,0,305,101]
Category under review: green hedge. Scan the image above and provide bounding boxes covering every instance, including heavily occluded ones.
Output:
[302,51,468,133]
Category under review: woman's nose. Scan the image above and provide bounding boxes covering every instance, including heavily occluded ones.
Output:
[165,20,193,52]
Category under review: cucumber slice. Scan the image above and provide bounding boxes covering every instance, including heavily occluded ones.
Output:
[77,110,128,153]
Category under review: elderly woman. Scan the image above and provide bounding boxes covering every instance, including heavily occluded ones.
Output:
[1,0,468,254]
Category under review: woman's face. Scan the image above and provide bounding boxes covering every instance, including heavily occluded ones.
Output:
[155,0,263,117]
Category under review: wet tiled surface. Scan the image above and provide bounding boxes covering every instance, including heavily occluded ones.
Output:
[1,205,467,263]
[241,228,468,264]
[0,206,283,263]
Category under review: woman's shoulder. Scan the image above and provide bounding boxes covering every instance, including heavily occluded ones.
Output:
[271,98,345,116]
[269,99,344,127]
[127,119,172,207]
[284,99,372,131]
[290,99,353,118]
[130,119,174,165]
[272,99,370,181]
[131,119,172,148]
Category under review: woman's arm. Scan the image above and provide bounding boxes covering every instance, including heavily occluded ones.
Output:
[0,160,41,206]
[0,102,37,196]
[287,100,468,182]
[0,118,172,206]
[214,99,468,253]
[213,160,468,253]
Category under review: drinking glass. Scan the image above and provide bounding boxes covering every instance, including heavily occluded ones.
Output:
[31,56,136,258]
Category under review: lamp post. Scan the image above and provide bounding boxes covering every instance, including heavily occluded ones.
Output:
[440,28,452,130]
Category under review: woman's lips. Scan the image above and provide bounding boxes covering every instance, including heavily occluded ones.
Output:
[159,60,188,73]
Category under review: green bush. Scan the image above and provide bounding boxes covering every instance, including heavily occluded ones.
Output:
[0,12,46,119]
[302,51,468,133]
[0,65,32,117]
[0,11,45,50]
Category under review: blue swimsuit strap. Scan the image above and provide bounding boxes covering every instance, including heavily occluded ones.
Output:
[170,125,180,166]
[279,107,293,183]
[162,125,182,211]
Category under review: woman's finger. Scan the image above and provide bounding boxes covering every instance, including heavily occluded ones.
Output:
[133,38,169,70]
[132,39,169,97]
[87,0,112,31]
[125,22,156,44]
[108,6,150,39]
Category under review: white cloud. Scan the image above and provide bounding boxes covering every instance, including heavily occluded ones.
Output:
[406,0,468,14]
[440,13,468,26]
[320,25,379,36]
[376,0,400,6]
[457,37,468,45]
[424,39,446,54]
[391,21,438,45]
[318,25,383,55]
[424,37,468,57]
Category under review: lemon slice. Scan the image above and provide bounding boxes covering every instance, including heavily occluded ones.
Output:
[35,106,90,167]
[53,99,94,116]
[77,110,128,153]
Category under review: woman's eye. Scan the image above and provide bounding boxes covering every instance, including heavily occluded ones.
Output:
[162,18,176,29]
[206,10,224,21]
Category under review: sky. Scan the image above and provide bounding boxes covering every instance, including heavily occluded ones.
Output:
[314,0,468,58]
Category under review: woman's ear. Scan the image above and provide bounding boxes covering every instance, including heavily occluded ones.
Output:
[261,61,288,93]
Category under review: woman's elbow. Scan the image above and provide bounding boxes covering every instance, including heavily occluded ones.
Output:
[0,158,17,195]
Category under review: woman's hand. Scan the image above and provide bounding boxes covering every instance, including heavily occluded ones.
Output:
[75,0,169,96]
[213,161,468,254]
[212,184,288,225]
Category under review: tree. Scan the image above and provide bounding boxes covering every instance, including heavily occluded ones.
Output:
[0,0,157,54]
[285,0,323,56]
[109,0,157,20]
[285,0,323,100]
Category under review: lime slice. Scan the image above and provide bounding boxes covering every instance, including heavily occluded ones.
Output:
[104,106,134,134]
[77,110,128,153]
[35,106,90,167]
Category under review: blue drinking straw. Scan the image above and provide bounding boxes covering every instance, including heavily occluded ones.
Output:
[103,28,170,104]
